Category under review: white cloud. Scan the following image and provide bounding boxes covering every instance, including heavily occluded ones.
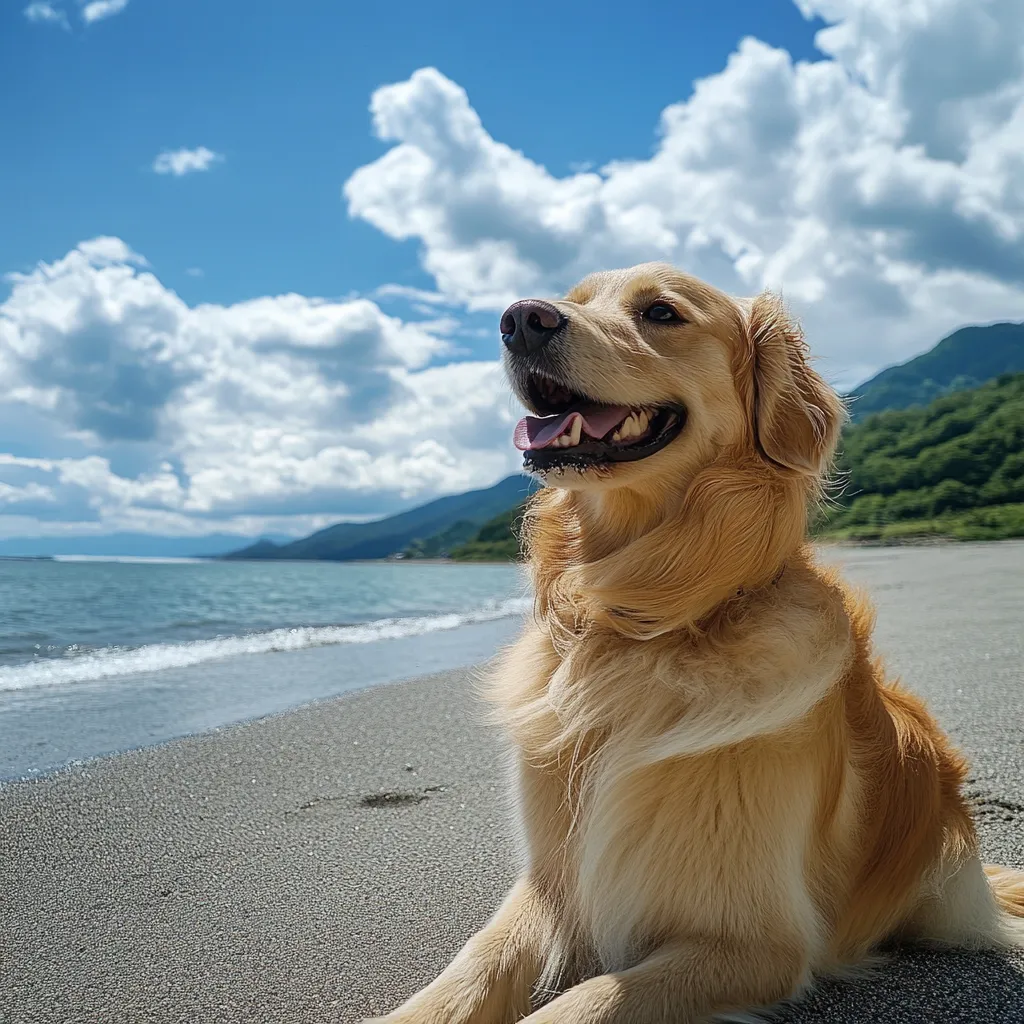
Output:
[372,283,450,306]
[344,0,1024,388]
[185,267,204,278]
[0,239,519,539]
[23,2,69,28]
[80,0,129,24]
[24,0,131,29]
[11,0,1024,543]
[76,236,147,266]
[152,147,224,177]
[0,481,55,506]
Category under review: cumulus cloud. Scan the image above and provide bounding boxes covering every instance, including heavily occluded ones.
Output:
[344,0,1024,387]
[10,0,1024,543]
[80,0,129,24]
[152,147,223,177]
[0,480,56,507]
[0,240,520,539]
[23,2,69,28]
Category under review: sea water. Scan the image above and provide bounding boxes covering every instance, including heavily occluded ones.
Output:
[0,558,529,779]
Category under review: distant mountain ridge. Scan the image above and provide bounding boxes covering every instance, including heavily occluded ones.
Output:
[440,323,1024,557]
[224,320,1024,562]
[0,532,294,560]
[847,321,1024,420]
[222,473,539,561]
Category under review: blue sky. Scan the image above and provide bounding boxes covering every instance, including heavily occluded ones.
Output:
[3,0,823,313]
[2,0,1024,554]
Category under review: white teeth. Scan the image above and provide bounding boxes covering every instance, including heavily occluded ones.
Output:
[554,417,584,449]
[611,409,654,443]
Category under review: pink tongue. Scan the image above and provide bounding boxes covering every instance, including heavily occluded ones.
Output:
[514,402,631,451]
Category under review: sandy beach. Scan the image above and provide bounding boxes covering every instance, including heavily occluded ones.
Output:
[3,542,1024,1024]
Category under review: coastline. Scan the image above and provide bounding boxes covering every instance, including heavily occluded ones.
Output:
[0,613,524,783]
[0,666,516,1024]
[2,542,1023,1022]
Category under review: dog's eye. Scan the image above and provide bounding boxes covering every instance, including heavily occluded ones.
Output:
[642,303,682,323]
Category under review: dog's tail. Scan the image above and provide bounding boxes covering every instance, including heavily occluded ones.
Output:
[985,864,1024,946]
[986,864,1024,916]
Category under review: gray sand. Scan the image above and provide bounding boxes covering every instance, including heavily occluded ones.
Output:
[2,542,1023,1024]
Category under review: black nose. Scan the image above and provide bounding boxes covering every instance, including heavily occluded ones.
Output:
[500,299,565,356]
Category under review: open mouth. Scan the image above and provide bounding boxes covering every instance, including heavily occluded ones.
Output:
[514,373,686,471]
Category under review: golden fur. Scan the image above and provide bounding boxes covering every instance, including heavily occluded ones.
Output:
[368,263,1024,1023]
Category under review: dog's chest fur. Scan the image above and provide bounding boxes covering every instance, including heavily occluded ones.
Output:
[492,613,844,973]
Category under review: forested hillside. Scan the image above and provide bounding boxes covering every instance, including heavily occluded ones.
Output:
[224,321,1021,561]
[847,322,1023,421]
[449,504,526,561]
[447,373,1024,557]
[818,372,1024,541]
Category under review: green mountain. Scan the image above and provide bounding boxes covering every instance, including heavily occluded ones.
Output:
[223,474,538,561]
[227,321,1023,562]
[818,372,1024,542]
[402,518,480,559]
[848,321,1024,421]
[449,504,528,562]
[441,374,1024,555]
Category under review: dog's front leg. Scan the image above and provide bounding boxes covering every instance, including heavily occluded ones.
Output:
[366,875,550,1024]
[516,936,808,1024]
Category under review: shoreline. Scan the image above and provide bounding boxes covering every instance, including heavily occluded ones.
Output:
[6,544,1024,783]
[224,535,1024,566]
[1,543,1023,1023]
[0,662,497,791]
[0,613,524,783]
[4,540,1019,1019]
[2,544,1024,1015]
[16,536,1014,567]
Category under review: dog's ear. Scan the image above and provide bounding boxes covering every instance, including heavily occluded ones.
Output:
[746,292,846,476]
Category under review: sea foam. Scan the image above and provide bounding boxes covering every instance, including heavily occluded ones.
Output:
[0,597,531,692]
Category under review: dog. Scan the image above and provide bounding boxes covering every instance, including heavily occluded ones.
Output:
[368,263,1024,1023]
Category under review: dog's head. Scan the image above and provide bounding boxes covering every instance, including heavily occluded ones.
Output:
[502,263,847,636]
[502,262,844,495]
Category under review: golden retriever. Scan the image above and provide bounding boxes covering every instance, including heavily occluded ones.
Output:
[368,263,1024,1023]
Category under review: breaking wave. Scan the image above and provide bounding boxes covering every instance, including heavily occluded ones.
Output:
[0,597,531,692]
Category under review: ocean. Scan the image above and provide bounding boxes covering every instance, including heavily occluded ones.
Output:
[0,557,530,781]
